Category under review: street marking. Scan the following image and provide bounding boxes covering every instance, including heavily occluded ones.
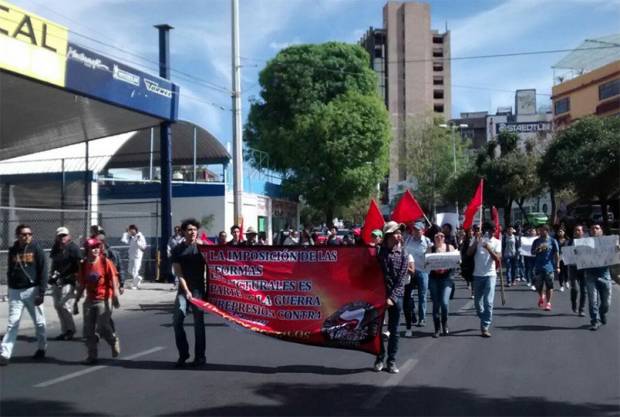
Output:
[362,358,418,409]
[34,346,165,388]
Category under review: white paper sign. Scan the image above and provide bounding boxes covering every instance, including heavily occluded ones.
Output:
[424,251,461,271]
[519,236,536,257]
[436,212,459,229]
[561,246,577,266]
[573,235,620,270]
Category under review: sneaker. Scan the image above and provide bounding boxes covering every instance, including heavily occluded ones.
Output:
[559,287,565,292]
[65,331,75,341]
[190,357,206,367]
[432,331,440,338]
[111,339,121,358]
[55,333,67,341]
[416,319,426,327]
[0,356,8,366]
[174,354,190,368]
[131,286,137,290]
[481,329,491,338]
[544,302,552,311]
[537,297,545,308]
[530,285,536,291]
[600,315,607,325]
[404,329,413,338]
[373,359,384,372]
[590,322,600,331]
[578,310,586,317]
[386,362,399,374]
[83,356,98,365]
[565,282,570,289]
[382,330,390,338]
[32,349,46,360]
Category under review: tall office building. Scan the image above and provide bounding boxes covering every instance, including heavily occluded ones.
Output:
[360,1,451,200]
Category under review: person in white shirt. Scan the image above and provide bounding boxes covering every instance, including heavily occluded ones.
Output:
[121,225,147,289]
[403,221,432,327]
[467,222,501,337]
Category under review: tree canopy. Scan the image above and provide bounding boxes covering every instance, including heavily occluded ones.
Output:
[244,42,391,223]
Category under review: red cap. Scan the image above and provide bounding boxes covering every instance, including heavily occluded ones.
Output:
[86,238,102,248]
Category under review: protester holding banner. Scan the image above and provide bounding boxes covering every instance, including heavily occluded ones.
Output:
[583,224,614,331]
[227,225,243,246]
[171,218,208,367]
[404,221,432,327]
[217,231,228,245]
[467,222,501,338]
[428,231,458,338]
[241,227,259,246]
[568,225,587,316]
[531,225,560,312]
[374,221,408,374]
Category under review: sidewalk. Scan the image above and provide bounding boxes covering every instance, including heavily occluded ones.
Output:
[0,282,177,333]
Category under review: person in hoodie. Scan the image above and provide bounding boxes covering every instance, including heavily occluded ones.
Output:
[0,224,48,365]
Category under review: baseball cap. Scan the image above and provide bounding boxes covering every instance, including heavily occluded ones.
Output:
[383,221,405,235]
[56,227,69,236]
[371,229,383,238]
[412,221,425,230]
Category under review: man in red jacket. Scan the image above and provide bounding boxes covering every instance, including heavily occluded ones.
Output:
[75,238,121,365]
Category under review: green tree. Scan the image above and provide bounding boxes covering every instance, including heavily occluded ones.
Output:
[245,42,390,223]
[540,116,620,228]
[403,116,469,214]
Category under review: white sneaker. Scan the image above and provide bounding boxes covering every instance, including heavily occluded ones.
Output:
[530,285,536,291]
[404,329,413,337]
[382,330,390,338]
[559,286,565,292]
[131,286,137,290]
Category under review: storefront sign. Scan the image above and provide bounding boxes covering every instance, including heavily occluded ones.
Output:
[496,122,551,134]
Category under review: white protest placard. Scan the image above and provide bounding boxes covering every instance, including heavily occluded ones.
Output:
[436,212,459,229]
[561,246,577,266]
[424,251,461,271]
[573,235,620,270]
[519,236,536,257]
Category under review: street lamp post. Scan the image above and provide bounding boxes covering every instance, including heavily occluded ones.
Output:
[440,123,468,223]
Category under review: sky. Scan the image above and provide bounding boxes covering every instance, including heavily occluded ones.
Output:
[11,0,620,150]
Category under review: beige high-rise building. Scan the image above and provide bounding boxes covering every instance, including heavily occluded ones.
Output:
[360,1,451,201]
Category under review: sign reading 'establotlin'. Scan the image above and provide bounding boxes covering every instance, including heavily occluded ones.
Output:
[496,121,552,134]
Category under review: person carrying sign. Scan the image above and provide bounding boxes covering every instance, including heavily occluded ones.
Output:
[171,218,208,367]
[584,223,614,331]
[373,221,407,374]
[427,230,458,338]
[531,224,560,312]
[568,225,587,316]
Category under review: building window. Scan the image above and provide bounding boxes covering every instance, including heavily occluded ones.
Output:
[433,64,443,72]
[433,77,443,86]
[433,49,443,58]
[434,104,444,113]
[434,90,444,99]
[599,79,620,101]
[554,97,570,115]
[433,36,443,44]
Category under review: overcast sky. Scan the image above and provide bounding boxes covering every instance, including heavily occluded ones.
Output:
[12,0,620,148]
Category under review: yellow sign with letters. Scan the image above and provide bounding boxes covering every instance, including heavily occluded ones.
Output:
[0,0,68,86]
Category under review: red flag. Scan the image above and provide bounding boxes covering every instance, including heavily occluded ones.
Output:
[491,206,501,239]
[463,179,484,230]
[361,200,385,245]
[391,190,425,224]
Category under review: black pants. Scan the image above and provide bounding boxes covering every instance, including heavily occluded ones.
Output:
[403,282,417,329]
[569,266,586,313]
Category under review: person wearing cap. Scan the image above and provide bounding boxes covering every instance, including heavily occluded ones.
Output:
[74,237,121,365]
[0,224,48,366]
[403,220,432,327]
[370,229,383,248]
[242,227,259,246]
[373,221,408,374]
[467,222,502,338]
[49,226,81,341]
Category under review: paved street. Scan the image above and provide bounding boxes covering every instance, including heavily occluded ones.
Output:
[1,280,619,417]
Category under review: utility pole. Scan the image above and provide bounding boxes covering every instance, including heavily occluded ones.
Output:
[231,0,243,226]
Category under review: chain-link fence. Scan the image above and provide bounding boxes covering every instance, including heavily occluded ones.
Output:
[0,205,161,301]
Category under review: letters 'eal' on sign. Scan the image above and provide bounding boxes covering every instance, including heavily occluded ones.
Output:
[0,0,68,86]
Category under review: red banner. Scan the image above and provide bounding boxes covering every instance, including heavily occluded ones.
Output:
[191,246,386,355]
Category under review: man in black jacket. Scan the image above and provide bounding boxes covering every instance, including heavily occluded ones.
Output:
[1,224,48,365]
[50,227,81,340]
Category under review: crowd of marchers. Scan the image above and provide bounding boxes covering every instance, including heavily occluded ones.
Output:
[0,219,615,374]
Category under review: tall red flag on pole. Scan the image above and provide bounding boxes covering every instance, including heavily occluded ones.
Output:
[361,200,385,245]
[463,179,484,230]
[491,206,501,239]
[391,190,425,224]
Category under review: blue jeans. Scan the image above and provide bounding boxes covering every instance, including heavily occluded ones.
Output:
[415,271,429,322]
[428,277,452,322]
[585,271,612,325]
[503,255,518,285]
[1,287,47,359]
[173,288,206,360]
[524,257,535,284]
[378,297,402,365]
[474,275,496,330]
